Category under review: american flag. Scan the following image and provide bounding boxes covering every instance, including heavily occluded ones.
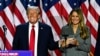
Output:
[88,0,100,56]
[0,0,15,50]
[0,0,100,56]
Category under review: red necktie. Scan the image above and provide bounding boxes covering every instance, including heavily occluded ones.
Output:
[29,26,35,53]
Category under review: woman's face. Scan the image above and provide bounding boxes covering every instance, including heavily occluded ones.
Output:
[71,11,80,25]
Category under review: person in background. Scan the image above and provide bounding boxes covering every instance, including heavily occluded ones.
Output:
[60,8,91,56]
[12,5,64,56]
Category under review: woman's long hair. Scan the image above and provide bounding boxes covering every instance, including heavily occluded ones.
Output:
[68,8,88,39]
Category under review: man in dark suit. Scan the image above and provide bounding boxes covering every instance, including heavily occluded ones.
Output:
[12,5,61,56]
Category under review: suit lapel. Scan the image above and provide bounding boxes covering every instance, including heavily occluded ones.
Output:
[38,22,43,42]
[37,22,43,55]
[67,25,74,35]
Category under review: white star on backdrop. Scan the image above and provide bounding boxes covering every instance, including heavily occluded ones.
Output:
[0,3,2,6]
[45,3,48,7]
[74,3,77,6]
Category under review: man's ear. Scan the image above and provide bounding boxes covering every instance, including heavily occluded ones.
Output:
[38,15,40,18]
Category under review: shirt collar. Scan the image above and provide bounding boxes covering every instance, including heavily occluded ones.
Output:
[29,22,39,28]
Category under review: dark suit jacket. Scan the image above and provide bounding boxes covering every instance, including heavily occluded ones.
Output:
[12,22,59,56]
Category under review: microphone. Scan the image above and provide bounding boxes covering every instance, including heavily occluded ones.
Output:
[2,25,7,32]
[62,35,68,39]
[61,34,68,54]
[2,25,7,51]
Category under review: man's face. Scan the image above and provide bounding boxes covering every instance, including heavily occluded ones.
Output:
[27,8,40,24]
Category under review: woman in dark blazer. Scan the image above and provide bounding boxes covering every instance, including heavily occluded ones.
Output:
[60,8,91,56]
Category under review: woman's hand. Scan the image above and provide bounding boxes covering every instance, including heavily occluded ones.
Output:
[69,38,79,46]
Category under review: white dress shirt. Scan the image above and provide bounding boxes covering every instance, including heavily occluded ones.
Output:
[29,22,39,56]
